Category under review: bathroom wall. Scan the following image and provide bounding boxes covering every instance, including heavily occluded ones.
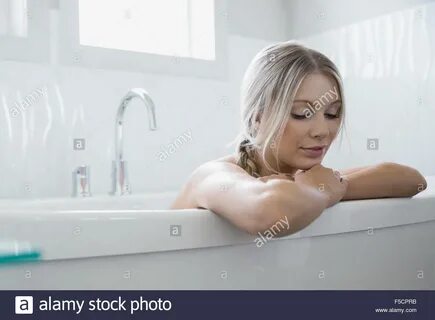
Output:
[0,0,433,199]
[285,0,435,173]
[0,0,285,199]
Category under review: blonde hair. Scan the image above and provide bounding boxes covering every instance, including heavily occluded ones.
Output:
[228,41,346,178]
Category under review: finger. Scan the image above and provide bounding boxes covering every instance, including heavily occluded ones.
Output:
[340,176,349,186]
[282,173,295,181]
[257,174,285,182]
[275,173,294,181]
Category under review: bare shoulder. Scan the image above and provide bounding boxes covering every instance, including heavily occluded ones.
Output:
[169,154,248,209]
[170,154,290,235]
[214,154,238,165]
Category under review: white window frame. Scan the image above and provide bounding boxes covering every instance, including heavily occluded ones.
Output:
[58,0,228,79]
[0,1,50,62]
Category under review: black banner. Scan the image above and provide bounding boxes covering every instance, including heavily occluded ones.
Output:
[2,290,433,319]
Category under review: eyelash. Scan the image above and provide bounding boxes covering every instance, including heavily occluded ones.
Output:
[291,113,340,120]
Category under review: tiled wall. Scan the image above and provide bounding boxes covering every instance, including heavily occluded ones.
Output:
[0,0,433,199]
[299,2,435,173]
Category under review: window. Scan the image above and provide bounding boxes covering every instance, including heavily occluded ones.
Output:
[79,0,215,61]
[0,0,49,62]
[59,0,228,79]
[0,0,27,37]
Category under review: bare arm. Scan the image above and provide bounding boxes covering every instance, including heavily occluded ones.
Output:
[173,161,329,236]
[260,179,329,237]
[171,161,274,234]
[338,165,371,176]
[339,162,427,200]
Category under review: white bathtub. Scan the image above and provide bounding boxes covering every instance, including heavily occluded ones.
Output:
[1,177,435,290]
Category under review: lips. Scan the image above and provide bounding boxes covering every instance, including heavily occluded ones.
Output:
[301,145,326,150]
[300,145,326,158]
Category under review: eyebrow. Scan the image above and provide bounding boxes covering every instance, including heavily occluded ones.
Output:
[293,100,342,108]
[293,99,342,104]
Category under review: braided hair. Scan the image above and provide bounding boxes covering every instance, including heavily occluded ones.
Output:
[236,138,260,178]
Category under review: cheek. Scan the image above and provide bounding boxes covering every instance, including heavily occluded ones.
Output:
[279,123,305,151]
[329,121,341,136]
[283,121,309,144]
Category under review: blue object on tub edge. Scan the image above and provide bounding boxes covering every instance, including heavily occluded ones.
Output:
[0,241,41,264]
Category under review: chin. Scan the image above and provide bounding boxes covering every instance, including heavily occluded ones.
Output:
[281,155,324,171]
[299,158,323,170]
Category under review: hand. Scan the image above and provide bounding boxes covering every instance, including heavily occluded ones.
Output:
[293,164,348,207]
[257,172,295,183]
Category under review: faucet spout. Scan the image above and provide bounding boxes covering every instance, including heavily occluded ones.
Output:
[111,88,157,195]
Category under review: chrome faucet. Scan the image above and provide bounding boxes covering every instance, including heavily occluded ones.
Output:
[111,88,157,195]
[72,165,91,197]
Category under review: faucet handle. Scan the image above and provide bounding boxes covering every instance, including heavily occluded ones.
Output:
[72,165,92,197]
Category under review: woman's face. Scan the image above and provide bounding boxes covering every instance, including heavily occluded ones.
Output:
[272,72,342,173]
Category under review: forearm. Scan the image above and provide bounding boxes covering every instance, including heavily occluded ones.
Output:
[340,162,427,200]
[260,180,329,237]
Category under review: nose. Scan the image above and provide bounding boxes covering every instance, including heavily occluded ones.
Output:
[309,111,329,140]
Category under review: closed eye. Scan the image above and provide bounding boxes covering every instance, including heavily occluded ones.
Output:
[325,113,340,119]
[291,114,306,120]
[291,113,340,120]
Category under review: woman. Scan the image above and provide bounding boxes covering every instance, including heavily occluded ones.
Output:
[170,41,427,237]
